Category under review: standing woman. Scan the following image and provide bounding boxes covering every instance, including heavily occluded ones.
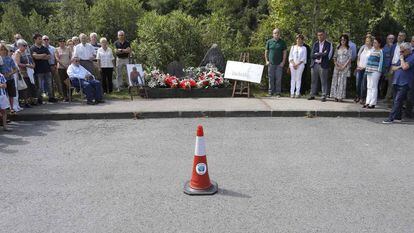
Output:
[0,44,18,114]
[288,34,307,98]
[55,37,72,102]
[96,37,115,93]
[67,39,74,54]
[330,34,352,102]
[364,37,384,108]
[355,36,373,104]
[14,39,36,107]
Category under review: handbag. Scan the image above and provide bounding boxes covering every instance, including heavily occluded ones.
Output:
[17,73,28,91]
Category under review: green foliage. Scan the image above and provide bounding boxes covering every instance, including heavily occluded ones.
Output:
[133,11,204,70]
[90,0,144,42]
[390,0,414,35]
[0,3,31,41]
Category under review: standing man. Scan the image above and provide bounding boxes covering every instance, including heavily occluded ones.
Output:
[381,34,395,99]
[90,32,101,81]
[265,28,287,97]
[73,33,96,74]
[31,33,57,103]
[405,36,414,118]
[42,35,62,99]
[345,32,357,61]
[386,32,407,101]
[383,43,414,123]
[114,30,131,91]
[308,29,333,102]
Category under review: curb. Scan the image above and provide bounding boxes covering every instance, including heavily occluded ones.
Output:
[10,110,390,121]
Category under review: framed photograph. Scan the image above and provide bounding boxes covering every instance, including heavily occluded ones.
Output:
[127,64,145,86]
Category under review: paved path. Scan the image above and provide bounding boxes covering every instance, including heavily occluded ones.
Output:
[12,97,391,121]
[1,118,413,232]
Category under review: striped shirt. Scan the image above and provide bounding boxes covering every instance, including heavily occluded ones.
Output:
[366,49,384,73]
[0,74,7,96]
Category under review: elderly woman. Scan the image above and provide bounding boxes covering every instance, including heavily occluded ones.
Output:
[96,37,115,93]
[13,39,36,107]
[0,43,18,114]
[331,34,352,102]
[355,36,374,104]
[55,37,72,102]
[364,37,384,108]
[72,36,80,46]
[288,34,307,98]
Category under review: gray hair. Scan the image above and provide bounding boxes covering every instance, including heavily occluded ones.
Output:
[72,36,79,41]
[90,32,98,38]
[117,30,125,36]
[16,39,28,47]
[400,42,412,51]
[99,37,108,44]
[79,33,87,39]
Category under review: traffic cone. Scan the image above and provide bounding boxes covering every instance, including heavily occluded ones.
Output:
[184,125,218,195]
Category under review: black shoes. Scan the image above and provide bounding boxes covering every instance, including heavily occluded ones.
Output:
[307,96,315,100]
[321,97,326,102]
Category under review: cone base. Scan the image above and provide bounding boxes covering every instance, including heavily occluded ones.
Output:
[183,180,218,195]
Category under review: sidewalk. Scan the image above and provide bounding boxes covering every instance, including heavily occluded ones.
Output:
[10,97,391,121]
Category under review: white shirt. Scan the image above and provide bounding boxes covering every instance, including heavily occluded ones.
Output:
[73,43,95,60]
[96,47,114,68]
[289,45,307,65]
[67,63,92,80]
[358,47,373,68]
[392,42,402,65]
[45,45,56,65]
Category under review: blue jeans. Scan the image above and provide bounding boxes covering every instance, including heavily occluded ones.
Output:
[36,72,54,98]
[356,69,367,99]
[388,84,409,121]
[71,78,103,102]
[268,64,283,95]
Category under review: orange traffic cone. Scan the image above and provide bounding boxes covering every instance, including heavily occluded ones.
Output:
[184,125,218,195]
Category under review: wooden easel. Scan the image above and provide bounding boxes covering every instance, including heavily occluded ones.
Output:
[232,52,251,98]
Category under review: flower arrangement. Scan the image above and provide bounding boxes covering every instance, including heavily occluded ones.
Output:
[145,66,229,89]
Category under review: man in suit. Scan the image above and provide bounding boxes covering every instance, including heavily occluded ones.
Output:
[308,29,333,102]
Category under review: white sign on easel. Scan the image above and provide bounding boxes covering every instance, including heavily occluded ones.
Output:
[224,61,264,84]
[126,64,145,86]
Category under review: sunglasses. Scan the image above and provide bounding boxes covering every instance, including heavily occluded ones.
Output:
[43,38,49,41]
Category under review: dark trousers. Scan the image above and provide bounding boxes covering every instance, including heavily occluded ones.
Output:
[58,69,69,99]
[101,68,113,93]
[388,84,409,121]
[18,77,36,100]
[356,69,367,99]
[405,79,414,117]
[71,78,103,102]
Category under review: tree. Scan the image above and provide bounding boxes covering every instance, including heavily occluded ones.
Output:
[48,0,93,39]
[0,4,31,42]
[90,0,144,42]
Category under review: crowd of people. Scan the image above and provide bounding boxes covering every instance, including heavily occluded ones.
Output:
[0,31,132,131]
[0,28,413,131]
[266,29,414,123]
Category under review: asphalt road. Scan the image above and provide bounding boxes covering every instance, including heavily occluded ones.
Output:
[1,118,413,233]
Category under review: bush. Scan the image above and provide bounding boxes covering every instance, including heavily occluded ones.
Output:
[132,11,204,71]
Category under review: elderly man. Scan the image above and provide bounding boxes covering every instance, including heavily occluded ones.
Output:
[73,33,96,74]
[114,30,131,91]
[383,43,414,123]
[67,57,104,105]
[308,29,333,102]
[265,28,287,97]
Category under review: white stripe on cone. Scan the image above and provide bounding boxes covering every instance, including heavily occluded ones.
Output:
[194,136,206,156]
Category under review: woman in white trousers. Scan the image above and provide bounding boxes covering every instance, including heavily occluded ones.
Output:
[288,34,307,98]
[364,37,384,108]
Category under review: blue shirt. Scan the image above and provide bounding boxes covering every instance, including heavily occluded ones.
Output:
[349,40,357,61]
[382,44,395,72]
[0,74,6,96]
[0,56,17,80]
[393,53,414,88]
